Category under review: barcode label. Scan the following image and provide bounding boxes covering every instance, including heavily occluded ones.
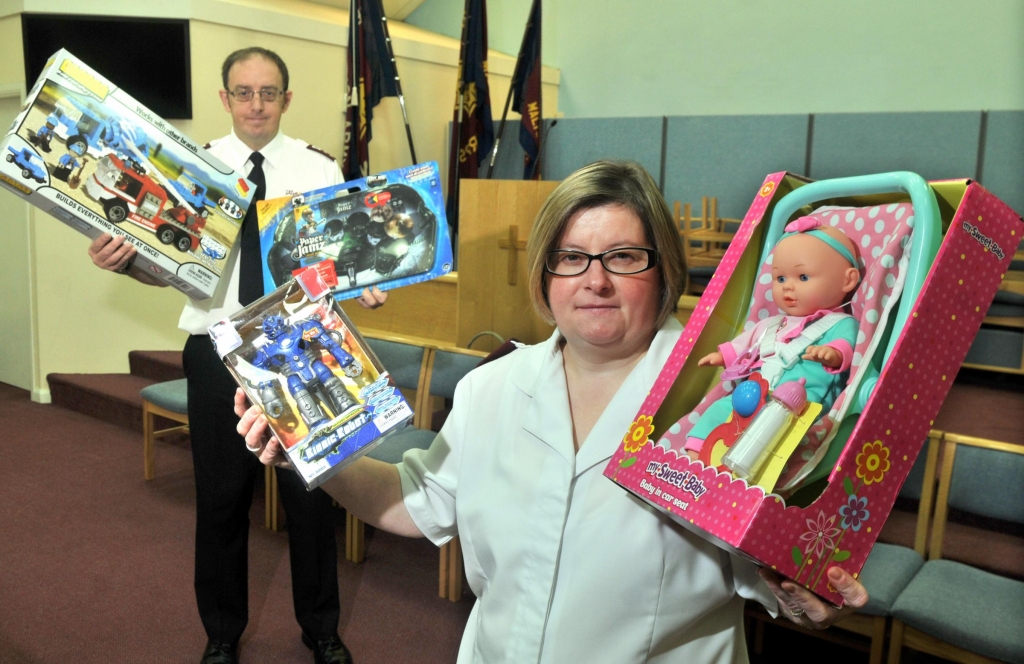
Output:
[165,274,193,292]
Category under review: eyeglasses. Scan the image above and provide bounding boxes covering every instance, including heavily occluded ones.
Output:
[544,247,659,276]
[227,87,284,103]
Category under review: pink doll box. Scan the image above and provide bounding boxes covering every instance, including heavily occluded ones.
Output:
[604,173,1022,604]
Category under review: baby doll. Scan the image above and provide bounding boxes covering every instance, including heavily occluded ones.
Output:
[684,217,862,461]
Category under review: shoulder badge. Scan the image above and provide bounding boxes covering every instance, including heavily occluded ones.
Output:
[306,144,337,162]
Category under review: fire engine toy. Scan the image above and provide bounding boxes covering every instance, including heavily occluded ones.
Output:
[210,268,414,489]
[0,49,253,299]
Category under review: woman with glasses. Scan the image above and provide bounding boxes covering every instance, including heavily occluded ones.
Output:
[237,160,868,663]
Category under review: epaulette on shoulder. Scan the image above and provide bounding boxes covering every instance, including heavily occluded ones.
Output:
[306,144,337,162]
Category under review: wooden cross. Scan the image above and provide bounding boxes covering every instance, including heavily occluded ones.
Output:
[497,224,528,286]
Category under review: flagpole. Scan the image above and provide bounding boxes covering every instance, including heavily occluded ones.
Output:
[449,0,473,234]
[377,6,418,164]
[485,0,537,179]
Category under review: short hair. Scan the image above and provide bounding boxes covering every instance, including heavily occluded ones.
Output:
[221,47,290,91]
[525,160,686,329]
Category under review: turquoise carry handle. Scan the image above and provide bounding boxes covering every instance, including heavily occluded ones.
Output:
[756,172,941,411]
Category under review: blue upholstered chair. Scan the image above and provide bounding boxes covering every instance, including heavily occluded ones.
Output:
[887,433,1024,664]
[140,378,281,531]
[344,337,486,603]
[345,335,432,563]
[747,431,941,664]
[141,378,190,481]
[421,347,487,601]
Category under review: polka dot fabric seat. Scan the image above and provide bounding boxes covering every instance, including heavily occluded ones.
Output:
[660,202,916,491]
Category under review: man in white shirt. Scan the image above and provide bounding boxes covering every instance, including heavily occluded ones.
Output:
[90,47,384,664]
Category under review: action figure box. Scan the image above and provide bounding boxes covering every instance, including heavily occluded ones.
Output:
[602,172,1021,603]
[257,161,453,300]
[210,267,414,489]
[0,49,253,299]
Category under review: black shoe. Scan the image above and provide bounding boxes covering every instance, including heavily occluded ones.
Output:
[200,641,239,664]
[302,633,353,664]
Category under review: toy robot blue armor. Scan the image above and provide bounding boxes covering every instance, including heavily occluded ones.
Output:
[250,314,362,428]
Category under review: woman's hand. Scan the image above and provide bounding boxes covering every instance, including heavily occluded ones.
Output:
[233,388,293,469]
[356,286,388,309]
[758,567,869,630]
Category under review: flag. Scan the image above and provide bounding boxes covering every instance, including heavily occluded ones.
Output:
[511,0,542,179]
[343,0,400,181]
[446,0,494,231]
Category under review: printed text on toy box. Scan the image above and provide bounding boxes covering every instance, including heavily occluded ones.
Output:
[644,461,708,503]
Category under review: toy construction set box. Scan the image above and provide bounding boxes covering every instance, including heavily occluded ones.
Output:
[0,49,254,299]
[603,171,1021,604]
[210,267,414,489]
[257,161,453,300]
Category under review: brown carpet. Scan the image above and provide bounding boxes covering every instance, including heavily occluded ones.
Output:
[0,383,471,664]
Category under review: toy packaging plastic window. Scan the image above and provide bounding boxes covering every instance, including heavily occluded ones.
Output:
[209,268,414,489]
[257,161,453,300]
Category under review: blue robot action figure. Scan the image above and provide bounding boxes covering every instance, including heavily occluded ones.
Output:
[250,314,362,428]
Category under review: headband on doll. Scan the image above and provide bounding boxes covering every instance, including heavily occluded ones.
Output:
[779,217,861,273]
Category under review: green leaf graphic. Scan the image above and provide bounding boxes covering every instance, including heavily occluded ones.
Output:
[619,456,638,468]
[791,546,803,567]
[832,550,851,562]
[843,476,854,496]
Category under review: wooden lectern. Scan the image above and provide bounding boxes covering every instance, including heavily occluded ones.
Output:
[456,179,560,351]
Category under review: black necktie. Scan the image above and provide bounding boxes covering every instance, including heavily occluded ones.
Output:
[239,152,267,305]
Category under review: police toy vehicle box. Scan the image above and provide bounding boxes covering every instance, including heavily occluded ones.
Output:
[257,161,453,300]
[210,268,414,489]
[0,49,254,299]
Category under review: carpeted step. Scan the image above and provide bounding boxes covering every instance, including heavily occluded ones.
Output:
[47,372,164,432]
[128,350,184,383]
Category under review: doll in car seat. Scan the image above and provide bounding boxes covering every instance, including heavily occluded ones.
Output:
[684,217,863,460]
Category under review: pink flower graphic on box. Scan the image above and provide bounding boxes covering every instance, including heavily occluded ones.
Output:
[800,511,841,559]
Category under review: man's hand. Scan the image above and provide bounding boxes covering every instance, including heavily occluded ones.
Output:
[758,567,869,630]
[356,286,388,309]
[89,233,135,272]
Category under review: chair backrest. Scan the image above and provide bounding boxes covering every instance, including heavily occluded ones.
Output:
[428,347,487,400]
[365,336,429,394]
[930,433,1024,561]
[901,430,943,556]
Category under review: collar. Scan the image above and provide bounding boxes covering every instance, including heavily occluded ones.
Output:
[225,129,286,170]
[510,318,684,473]
[779,307,842,342]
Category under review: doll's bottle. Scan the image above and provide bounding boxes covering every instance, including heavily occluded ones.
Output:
[722,378,807,481]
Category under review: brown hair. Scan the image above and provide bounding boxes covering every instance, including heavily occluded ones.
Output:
[525,160,686,329]
[221,47,290,91]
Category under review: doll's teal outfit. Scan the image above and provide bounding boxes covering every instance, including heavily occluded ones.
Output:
[687,310,858,448]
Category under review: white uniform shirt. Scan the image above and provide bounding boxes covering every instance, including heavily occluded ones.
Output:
[398,318,777,664]
[178,130,344,334]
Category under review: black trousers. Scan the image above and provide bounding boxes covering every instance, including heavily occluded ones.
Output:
[183,334,340,645]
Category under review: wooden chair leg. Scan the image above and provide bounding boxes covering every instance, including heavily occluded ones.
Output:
[345,512,366,564]
[887,619,904,664]
[143,401,156,481]
[264,466,282,531]
[439,536,463,601]
[869,616,886,664]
